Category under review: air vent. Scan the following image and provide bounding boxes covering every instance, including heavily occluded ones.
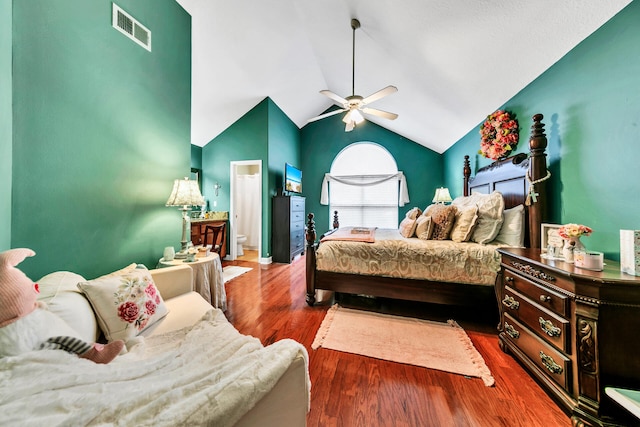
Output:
[112,3,151,52]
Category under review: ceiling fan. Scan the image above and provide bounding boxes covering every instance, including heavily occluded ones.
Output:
[308,18,398,132]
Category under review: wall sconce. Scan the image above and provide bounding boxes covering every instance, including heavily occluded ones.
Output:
[432,187,452,204]
[213,182,222,197]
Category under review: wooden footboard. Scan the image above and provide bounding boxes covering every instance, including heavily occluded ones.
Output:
[305,114,549,307]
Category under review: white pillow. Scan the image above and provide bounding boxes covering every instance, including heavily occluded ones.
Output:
[37,271,99,343]
[454,191,505,244]
[77,266,168,343]
[493,204,525,247]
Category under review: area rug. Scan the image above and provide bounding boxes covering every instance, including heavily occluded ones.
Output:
[312,304,494,386]
[222,266,252,283]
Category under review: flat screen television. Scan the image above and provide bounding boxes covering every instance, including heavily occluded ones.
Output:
[284,163,302,194]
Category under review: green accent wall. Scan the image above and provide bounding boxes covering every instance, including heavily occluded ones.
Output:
[0,0,12,251]
[11,0,192,279]
[200,98,300,259]
[301,111,443,236]
[443,1,640,260]
[191,144,203,170]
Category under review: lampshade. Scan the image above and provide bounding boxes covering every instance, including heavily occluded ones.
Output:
[432,187,452,204]
[166,177,205,207]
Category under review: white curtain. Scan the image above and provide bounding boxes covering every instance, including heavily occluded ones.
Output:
[320,172,410,206]
[235,174,260,248]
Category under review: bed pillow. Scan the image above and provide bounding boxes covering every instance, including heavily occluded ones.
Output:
[37,271,99,343]
[454,191,505,244]
[398,207,422,238]
[77,266,168,343]
[493,204,525,247]
[425,204,457,240]
[449,205,479,243]
[415,215,434,240]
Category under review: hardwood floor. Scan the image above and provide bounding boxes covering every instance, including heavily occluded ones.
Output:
[221,256,571,427]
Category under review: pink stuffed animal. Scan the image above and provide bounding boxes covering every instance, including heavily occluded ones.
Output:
[0,248,124,364]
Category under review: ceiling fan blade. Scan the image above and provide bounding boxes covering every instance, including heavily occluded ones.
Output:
[362,85,398,105]
[307,108,348,123]
[320,90,348,107]
[362,107,398,121]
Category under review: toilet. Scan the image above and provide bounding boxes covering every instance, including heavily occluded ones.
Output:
[237,234,247,256]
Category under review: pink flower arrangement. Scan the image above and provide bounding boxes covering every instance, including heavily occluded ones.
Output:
[558,223,593,239]
[479,110,519,160]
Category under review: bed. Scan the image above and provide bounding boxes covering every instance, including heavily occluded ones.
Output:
[305,113,549,307]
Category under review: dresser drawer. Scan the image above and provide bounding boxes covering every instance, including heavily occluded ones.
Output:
[290,198,305,212]
[502,286,570,353]
[503,314,571,391]
[290,218,305,233]
[502,257,574,296]
[290,230,304,253]
[503,270,568,318]
[290,209,306,224]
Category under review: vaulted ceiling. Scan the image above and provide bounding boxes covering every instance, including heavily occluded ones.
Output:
[176,0,632,153]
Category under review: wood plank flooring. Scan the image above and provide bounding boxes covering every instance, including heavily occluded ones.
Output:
[221,256,571,427]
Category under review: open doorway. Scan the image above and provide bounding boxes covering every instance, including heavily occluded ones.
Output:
[229,160,262,262]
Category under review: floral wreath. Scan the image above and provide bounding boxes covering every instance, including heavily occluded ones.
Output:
[478,110,519,161]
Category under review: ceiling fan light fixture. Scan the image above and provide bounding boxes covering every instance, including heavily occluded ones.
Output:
[308,18,397,130]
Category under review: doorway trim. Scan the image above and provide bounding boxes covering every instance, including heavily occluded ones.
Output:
[229,160,262,262]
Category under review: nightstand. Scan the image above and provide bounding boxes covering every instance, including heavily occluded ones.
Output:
[496,248,640,427]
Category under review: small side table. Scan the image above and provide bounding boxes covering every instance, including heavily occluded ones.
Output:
[157,253,226,311]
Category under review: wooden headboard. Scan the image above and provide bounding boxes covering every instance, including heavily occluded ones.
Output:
[462,113,548,248]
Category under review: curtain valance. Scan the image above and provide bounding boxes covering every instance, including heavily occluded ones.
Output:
[320,172,410,206]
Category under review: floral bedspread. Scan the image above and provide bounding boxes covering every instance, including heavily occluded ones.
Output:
[316,228,505,286]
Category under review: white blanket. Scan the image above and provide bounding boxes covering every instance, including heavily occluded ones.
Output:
[0,309,309,426]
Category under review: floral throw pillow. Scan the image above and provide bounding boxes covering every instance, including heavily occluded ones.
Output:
[77,266,168,343]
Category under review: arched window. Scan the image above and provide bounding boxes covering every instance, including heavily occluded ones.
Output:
[324,142,408,228]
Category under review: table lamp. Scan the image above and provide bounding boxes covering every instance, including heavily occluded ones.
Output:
[432,187,452,204]
[166,177,206,258]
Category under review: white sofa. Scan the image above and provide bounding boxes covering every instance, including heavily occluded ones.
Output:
[1,264,309,427]
[146,265,310,427]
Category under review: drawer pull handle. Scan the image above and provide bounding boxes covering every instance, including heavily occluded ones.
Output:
[539,317,561,337]
[502,295,520,310]
[539,351,563,375]
[505,276,514,283]
[504,322,520,339]
[539,295,551,303]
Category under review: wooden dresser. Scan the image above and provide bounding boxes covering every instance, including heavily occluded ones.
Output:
[190,219,227,258]
[272,195,305,263]
[497,248,640,426]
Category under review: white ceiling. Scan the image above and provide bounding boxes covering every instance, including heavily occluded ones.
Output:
[176,0,631,153]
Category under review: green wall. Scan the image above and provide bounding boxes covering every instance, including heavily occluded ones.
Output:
[11,0,192,279]
[200,97,301,259]
[0,0,12,251]
[201,99,270,256]
[300,111,443,236]
[443,1,640,260]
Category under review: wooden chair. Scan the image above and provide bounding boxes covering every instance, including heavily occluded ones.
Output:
[204,223,226,255]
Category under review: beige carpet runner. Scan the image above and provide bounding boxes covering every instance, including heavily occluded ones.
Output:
[312,304,494,386]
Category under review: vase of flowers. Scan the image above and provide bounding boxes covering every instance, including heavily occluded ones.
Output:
[558,223,592,263]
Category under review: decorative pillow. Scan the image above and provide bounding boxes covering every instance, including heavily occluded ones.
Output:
[95,263,138,279]
[493,204,525,247]
[449,205,479,243]
[454,191,505,244]
[37,271,99,343]
[77,266,168,343]
[415,215,434,240]
[425,204,457,240]
[398,207,422,238]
